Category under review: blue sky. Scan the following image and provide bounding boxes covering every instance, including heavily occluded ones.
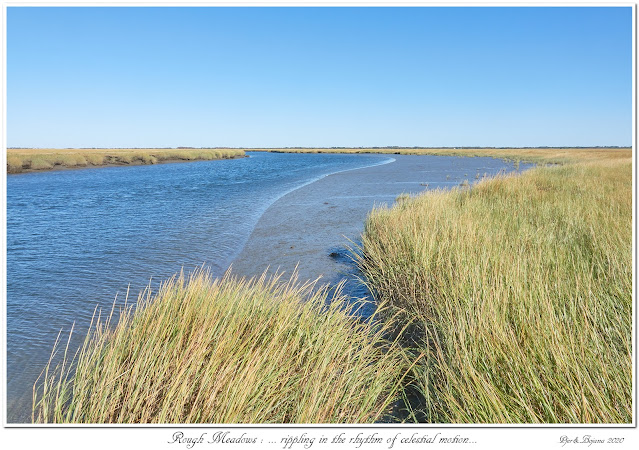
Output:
[7,6,633,148]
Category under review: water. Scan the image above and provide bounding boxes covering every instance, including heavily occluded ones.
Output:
[6,151,392,423]
[6,151,528,423]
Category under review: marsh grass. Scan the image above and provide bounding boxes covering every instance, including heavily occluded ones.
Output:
[359,159,632,423]
[32,270,408,424]
[7,148,245,173]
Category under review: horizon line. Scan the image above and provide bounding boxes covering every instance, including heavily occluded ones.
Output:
[7,145,632,150]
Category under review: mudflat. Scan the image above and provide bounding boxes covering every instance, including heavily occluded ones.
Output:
[231,154,530,303]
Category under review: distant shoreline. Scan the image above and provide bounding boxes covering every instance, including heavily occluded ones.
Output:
[6,147,631,174]
[8,147,629,153]
[245,147,631,164]
[6,148,246,174]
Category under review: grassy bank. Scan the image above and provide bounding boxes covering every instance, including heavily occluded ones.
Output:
[32,270,407,423]
[250,147,630,164]
[359,156,632,423]
[7,148,245,174]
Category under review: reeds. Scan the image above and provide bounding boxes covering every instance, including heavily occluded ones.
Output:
[358,159,632,423]
[7,148,245,173]
[32,270,407,424]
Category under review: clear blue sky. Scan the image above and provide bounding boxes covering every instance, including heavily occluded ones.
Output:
[7,6,633,148]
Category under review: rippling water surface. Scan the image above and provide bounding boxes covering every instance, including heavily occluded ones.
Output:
[6,151,393,422]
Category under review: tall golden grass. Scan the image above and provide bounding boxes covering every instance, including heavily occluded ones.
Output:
[7,148,245,173]
[358,157,632,423]
[32,270,408,424]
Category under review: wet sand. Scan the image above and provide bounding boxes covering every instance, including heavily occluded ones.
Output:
[231,154,527,308]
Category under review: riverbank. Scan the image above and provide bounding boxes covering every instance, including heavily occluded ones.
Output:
[359,153,632,422]
[231,154,530,304]
[6,148,246,173]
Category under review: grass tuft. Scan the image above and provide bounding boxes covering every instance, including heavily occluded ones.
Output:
[32,269,408,424]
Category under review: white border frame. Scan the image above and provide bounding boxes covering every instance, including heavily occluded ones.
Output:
[1,2,636,449]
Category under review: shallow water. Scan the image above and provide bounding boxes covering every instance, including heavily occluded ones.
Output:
[6,152,529,422]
